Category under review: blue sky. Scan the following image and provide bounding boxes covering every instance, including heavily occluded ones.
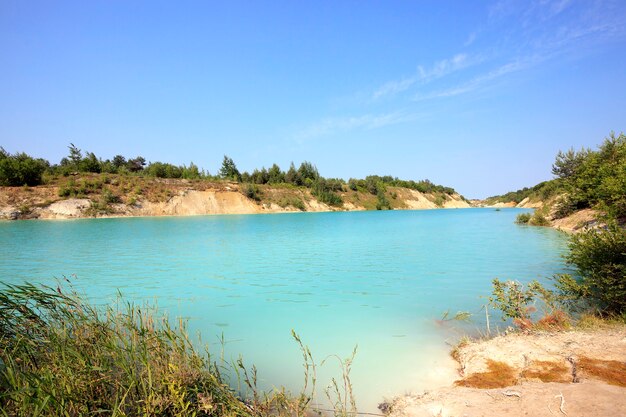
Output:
[1,0,625,198]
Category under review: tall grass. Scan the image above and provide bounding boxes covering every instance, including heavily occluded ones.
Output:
[0,282,258,417]
[0,282,360,417]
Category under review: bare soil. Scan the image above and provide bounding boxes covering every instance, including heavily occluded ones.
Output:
[383,326,626,417]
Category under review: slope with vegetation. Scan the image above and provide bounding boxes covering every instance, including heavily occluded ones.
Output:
[0,144,468,220]
[484,132,626,231]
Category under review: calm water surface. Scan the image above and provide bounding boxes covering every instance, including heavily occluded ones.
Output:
[0,208,568,410]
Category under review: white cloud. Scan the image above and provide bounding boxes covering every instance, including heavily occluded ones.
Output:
[418,53,471,82]
[369,53,476,102]
[371,77,417,101]
[294,111,421,141]
[412,58,532,101]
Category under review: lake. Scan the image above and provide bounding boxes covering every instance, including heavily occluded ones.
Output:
[0,208,569,411]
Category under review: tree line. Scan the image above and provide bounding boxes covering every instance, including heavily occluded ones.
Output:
[0,144,457,201]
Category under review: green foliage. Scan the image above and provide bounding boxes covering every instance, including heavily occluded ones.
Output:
[552,132,626,218]
[277,197,306,211]
[67,143,82,169]
[146,161,183,178]
[0,282,256,417]
[486,180,561,205]
[489,279,539,321]
[528,211,550,226]
[101,188,121,204]
[267,164,285,184]
[126,156,146,172]
[285,162,299,185]
[489,279,561,330]
[250,167,270,184]
[0,148,49,186]
[556,222,626,315]
[0,283,363,417]
[552,147,591,180]
[311,179,343,207]
[80,151,102,173]
[376,191,391,210]
[297,162,319,185]
[219,155,241,182]
[242,183,262,201]
[515,213,531,224]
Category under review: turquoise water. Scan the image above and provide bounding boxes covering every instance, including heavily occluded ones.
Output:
[0,208,568,410]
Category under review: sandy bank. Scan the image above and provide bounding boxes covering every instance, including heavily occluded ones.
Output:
[384,327,626,417]
[0,182,470,220]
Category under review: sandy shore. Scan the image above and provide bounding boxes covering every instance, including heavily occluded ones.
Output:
[383,326,626,417]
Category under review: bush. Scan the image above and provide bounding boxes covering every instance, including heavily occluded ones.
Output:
[277,197,306,211]
[0,149,49,186]
[515,213,531,224]
[528,211,550,226]
[489,279,564,330]
[556,223,626,315]
[242,183,262,201]
[376,191,391,210]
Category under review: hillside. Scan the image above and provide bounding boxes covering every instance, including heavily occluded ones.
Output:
[475,133,626,232]
[0,173,469,220]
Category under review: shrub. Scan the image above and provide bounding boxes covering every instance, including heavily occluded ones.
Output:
[552,195,578,219]
[243,183,262,201]
[489,279,564,330]
[515,213,531,224]
[376,191,391,210]
[529,211,550,226]
[278,197,306,211]
[556,223,626,315]
[102,188,121,204]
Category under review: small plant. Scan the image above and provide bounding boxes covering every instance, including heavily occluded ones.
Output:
[102,188,121,204]
[489,279,565,330]
[322,347,358,417]
[515,213,531,224]
[278,197,306,211]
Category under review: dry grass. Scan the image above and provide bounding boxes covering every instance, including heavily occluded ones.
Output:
[521,360,571,383]
[455,360,518,389]
[578,356,626,387]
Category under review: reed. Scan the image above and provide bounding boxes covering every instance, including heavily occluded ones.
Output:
[0,282,256,416]
[0,282,361,417]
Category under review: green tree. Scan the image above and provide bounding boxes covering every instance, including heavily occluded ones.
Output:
[80,152,102,173]
[112,155,126,169]
[552,148,590,180]
[267,163,284,184]
[127,156,146,172]
[297,162,319,186]
[67,143,82,170]
[285,162,299,185]
[219,155,241,182]
[0,149,49,186]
